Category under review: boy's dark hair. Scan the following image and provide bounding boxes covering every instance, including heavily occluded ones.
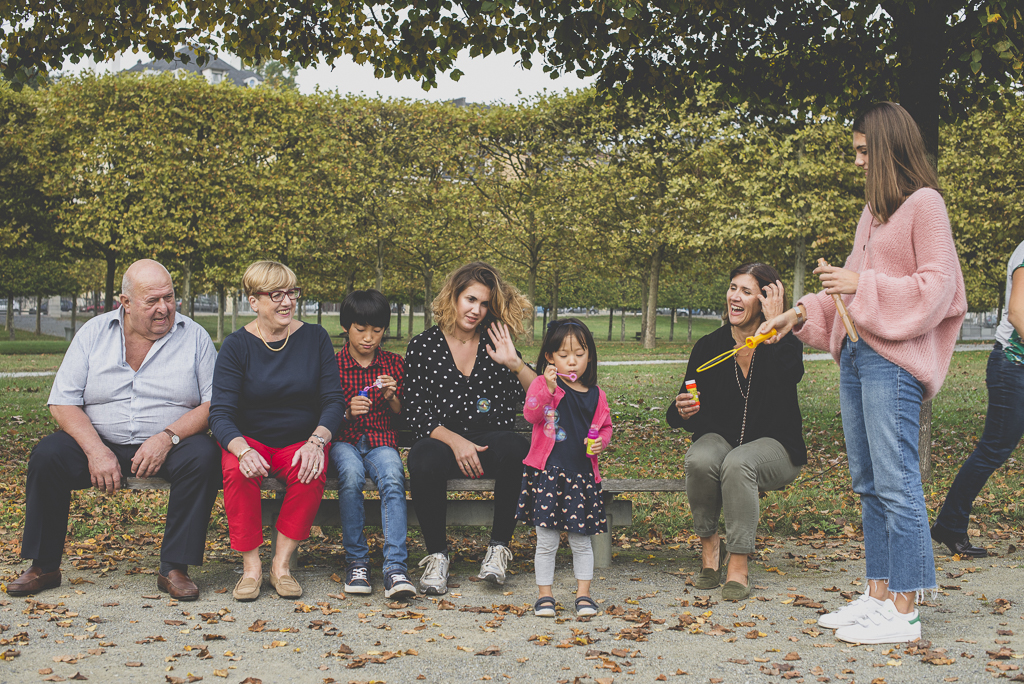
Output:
[535,317,599,387]
[340,289,391,330]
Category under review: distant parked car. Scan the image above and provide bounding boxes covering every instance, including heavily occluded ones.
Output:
[0,300,21,314]
[29,302,49,315]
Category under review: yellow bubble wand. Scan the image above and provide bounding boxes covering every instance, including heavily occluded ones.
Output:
[695,328,778,373]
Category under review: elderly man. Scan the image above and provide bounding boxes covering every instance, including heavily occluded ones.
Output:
[7,259,220,600]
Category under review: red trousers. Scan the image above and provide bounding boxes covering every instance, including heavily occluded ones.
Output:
[221,437,327,553]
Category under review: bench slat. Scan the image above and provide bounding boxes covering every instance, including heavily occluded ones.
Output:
[127,476,684,493]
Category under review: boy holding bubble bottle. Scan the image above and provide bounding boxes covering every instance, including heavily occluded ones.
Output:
[331,290,414,600]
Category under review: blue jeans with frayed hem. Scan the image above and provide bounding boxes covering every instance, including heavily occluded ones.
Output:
[840,337,935,594]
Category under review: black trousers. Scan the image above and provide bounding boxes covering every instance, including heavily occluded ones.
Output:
[406,430,529,554]
[21,431,222,567]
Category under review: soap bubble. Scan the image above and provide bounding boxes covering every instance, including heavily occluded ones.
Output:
[543,422,557,438]
[555,427,567,442]
[476,397,491,413]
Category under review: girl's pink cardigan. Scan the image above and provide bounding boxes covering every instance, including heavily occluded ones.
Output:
[522,375,613,483]
[795,188,967,400]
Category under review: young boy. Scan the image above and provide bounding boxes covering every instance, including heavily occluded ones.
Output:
[331,290,413,600]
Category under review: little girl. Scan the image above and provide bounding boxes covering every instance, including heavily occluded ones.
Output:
[517,318,613,617]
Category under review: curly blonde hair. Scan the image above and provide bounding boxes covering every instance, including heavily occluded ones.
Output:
[432,262,531,339]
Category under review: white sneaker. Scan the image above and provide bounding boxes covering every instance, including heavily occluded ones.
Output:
[818,591,884,629]
[417,553,450,595]
[478,544,513,585]
[834,599,921,644]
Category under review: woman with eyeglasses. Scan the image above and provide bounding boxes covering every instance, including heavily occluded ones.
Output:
[209,260,345,602]
[403,261,536,595]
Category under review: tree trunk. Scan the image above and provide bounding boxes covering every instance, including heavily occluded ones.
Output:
[231,289,238,333]
[375,239,385,291]
[92,290,99,318]
[6,294,13,340]
[317,301,323,327]
[793,233,806,304]
[620,306,625,342]
[608,307,614,341]
[296,299,303,322]
[551,272,560,322]
[423,270,435,331]
[216,285,226,343]
[104,251,116,313]
[394,296,401,340]
[408,287,415,338]
[526,267,537,341]
[70,289,78,339]
[542,306,548,332]
[669,307,675,341]
[182,261,193,319]
[643,245,664,349]
[688,309,693,343]
[639,277,649,343]
[35,294,42,335]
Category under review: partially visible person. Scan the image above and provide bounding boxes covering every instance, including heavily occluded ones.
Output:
[404,261,536,595]
[8,259,220,601]
[209,261,345,602]
[666,263,805,603]
[931,239,1024,557]
[762,102,966,644]
[330,289,414,600]
[517,318,613,618]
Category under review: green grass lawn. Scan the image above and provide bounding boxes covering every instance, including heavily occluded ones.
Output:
[1,342,1017,558]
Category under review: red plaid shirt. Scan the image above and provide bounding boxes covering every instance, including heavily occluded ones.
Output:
[336,345,405,449]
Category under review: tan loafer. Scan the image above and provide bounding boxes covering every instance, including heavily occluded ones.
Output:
[233,576,261,602]
[269,570,302,598]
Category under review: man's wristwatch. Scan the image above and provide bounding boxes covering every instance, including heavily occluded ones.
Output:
[163,428,180,445]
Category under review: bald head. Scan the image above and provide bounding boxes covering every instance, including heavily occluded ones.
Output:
[120,259,176,341]
[122,259,172,299]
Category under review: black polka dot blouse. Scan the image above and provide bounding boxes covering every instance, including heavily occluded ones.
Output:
[403,325,526,440]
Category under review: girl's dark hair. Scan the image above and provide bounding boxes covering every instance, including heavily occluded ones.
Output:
[340,289,391,330]
[535,317,599,387]
[729,262,783,323]
[852,102,940,224]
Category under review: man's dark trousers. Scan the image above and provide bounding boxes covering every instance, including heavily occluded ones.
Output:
[21,431,222,567]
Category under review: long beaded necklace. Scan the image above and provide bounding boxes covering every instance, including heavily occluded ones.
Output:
[256,321,291,352]
[734,348,755,445]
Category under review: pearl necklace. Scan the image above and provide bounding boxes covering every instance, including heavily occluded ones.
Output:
[256,322,290,352]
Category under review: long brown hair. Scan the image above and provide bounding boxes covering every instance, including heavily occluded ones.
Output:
[852,102,939,224]
[432,261,531,339]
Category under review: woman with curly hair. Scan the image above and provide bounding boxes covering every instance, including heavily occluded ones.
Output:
[404,261,536,595]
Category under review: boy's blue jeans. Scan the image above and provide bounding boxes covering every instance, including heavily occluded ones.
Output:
[329,435,408,574]
[935,343,1024,536]
[840,337,935,594]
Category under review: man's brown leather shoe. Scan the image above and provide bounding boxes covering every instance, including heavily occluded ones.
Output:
[157,569,199,601]
[6,566,61,596]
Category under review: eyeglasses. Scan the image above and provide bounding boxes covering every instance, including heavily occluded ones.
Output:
[256,288,302,302]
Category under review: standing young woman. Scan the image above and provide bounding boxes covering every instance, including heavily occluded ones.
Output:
[761,102,966,643]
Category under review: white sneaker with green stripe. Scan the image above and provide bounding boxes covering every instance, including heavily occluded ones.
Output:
[834,599,921,644]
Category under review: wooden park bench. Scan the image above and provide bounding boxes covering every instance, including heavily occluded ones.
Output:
[127,416,686,569]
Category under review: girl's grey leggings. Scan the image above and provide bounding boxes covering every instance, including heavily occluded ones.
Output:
[534,526,594,586]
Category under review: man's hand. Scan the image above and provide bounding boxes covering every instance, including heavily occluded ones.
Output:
[88,446,123,494]
[131,431,173,479]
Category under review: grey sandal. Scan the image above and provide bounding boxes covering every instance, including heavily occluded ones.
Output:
[534,596,556,617]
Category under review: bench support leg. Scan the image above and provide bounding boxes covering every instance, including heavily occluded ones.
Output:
[593,508,613,569]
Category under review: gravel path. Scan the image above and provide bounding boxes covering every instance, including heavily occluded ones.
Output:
[2,536,1022,683]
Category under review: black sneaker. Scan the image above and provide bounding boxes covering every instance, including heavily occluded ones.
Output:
[930,524,988,557]
[384,569,416,600]
[344,562,372,594]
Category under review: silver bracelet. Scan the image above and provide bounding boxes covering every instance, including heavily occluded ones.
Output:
[308,433,326,447]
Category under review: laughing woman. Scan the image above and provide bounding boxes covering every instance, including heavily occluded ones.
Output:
[667,263,805,602]
[209,261,345,602]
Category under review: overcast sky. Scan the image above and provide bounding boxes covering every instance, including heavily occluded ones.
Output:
[68,49,595,105]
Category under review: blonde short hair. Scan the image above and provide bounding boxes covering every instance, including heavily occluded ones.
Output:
[432,261,531,339]
[242,261,297,299]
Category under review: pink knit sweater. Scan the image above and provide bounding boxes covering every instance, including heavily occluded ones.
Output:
[795,188,966,400]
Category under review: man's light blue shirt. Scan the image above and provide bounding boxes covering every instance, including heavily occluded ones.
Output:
[48,308,217,445]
